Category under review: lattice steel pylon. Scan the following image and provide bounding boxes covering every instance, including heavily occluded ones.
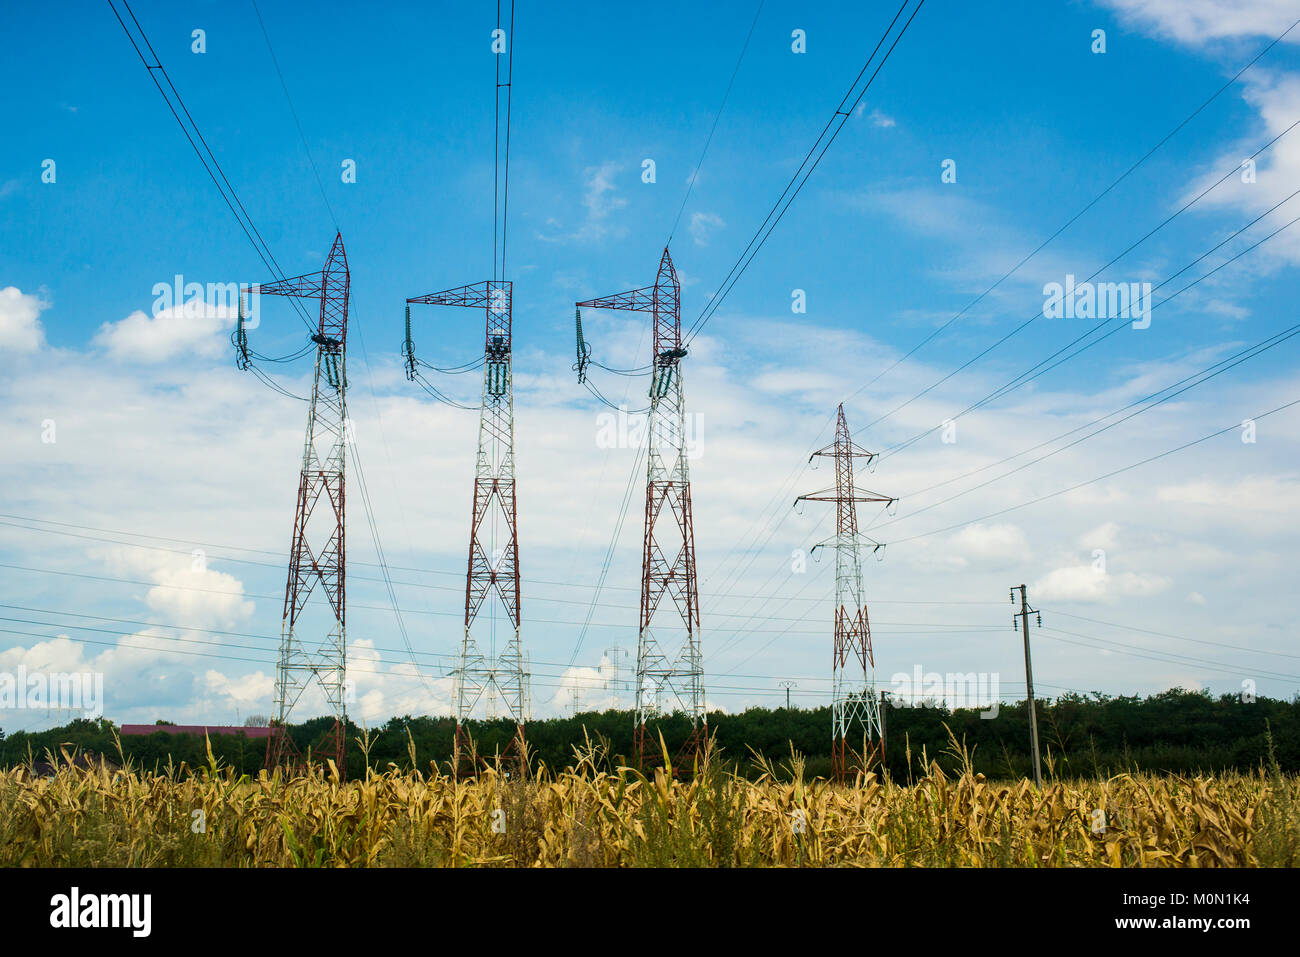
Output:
[406,281,525,775]
[242,232,351,776]
[576,247,705,771]
[796,404,896,781]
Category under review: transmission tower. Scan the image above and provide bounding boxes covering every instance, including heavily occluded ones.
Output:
[576,247,705,771]
[402,2,525,777]
[405,281,525,774]
[796,404,896,781]
[241,232,351,775]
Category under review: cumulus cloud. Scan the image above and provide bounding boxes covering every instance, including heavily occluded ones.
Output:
[538,161,628,244]
[689,211,725,247]
[0,286,47,353]
[1034,564,1171,602]
[93,302,237,363]
[1157,474,1300,511]
[1099,0,1300,47]
[950,523,1029,562]
[145,565,255,630]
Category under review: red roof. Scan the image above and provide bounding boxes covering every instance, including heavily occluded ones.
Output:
[119,724,272,738]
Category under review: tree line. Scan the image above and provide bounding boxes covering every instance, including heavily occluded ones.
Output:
[1,688,1295,780]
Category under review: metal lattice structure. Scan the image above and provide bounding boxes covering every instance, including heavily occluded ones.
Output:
[406,280,525,774]
[796,404,896,780]
[577,247,705,770]
[244,232,351,775]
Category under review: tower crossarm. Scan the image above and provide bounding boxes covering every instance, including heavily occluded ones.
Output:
[796,488,896,505]
[808,442,877,463]
[245,232,349,344]
[576,285,658,313]
[407,279,512,352]
[407,281,496,309]
[577,247,681,359]
[251,272,324,300]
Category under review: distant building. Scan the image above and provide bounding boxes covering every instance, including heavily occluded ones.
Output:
[119,724,271,739]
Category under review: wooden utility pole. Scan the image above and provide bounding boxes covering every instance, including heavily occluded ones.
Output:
[1012,584,1043,787]
[879,689,889,765]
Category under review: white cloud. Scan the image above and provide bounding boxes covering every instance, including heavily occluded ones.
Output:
[1034,564,1171,602]
[537,161,628,244]
[1098,0,1300,47]
[1157,474,1300,511]
[950,522,1028,562]
[94,302,236,363]
[0,286,47,353]
[689,211,725,247]
[1078,521,1121,551]
[145,565,254,630]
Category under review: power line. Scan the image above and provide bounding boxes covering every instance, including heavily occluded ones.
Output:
[870,309,1300,534]
[685,0,926,345]
[0,559,1003,642]
[667,0,766,244]
[250,0,339,232]
[1040,626,1300,684]
[858,115,1300,448]
[1040,608,1300,662]
[698,19,1300,596]
[888,395,1300,546]
[0,510,1002,606]
[107,0,316,335]
[839,15,1300,408]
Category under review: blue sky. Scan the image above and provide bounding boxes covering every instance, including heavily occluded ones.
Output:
[2,0,1300,731]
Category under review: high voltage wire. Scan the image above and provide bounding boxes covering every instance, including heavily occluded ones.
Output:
[705,147,1299,604]
[1040,608,1300,662]
[565,440,648,670]
[863,123,1300,457]
[0,619,939,701]
[1040,628,1300,684]
[887,394,1300,546]
[250,0,339,233]
[6,608,1271,702]
[876,323,1300,507]
[697,18,1300,605]
[564,0,770,655]
[0,599,1007,683]
[107,0,316,334]
[348,437,439,696]
[0,559,999,639]
[839,15,1300,409]
[7,604,1287,709]
[667,0,765,245]
[645,0,929,595]
[685,0,926,345]
[0,511,1000,606]
[868,312,1300,534]
[864,209,1300,538]
[494,0,516,279]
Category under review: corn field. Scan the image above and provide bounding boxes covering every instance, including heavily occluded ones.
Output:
[2,734,1296,867]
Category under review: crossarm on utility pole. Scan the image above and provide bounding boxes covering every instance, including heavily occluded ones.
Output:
[796,488,895,505]
[250,271,325,300]
[407,281,497,309]
[407,280,512,352]
[576,285,658,313]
